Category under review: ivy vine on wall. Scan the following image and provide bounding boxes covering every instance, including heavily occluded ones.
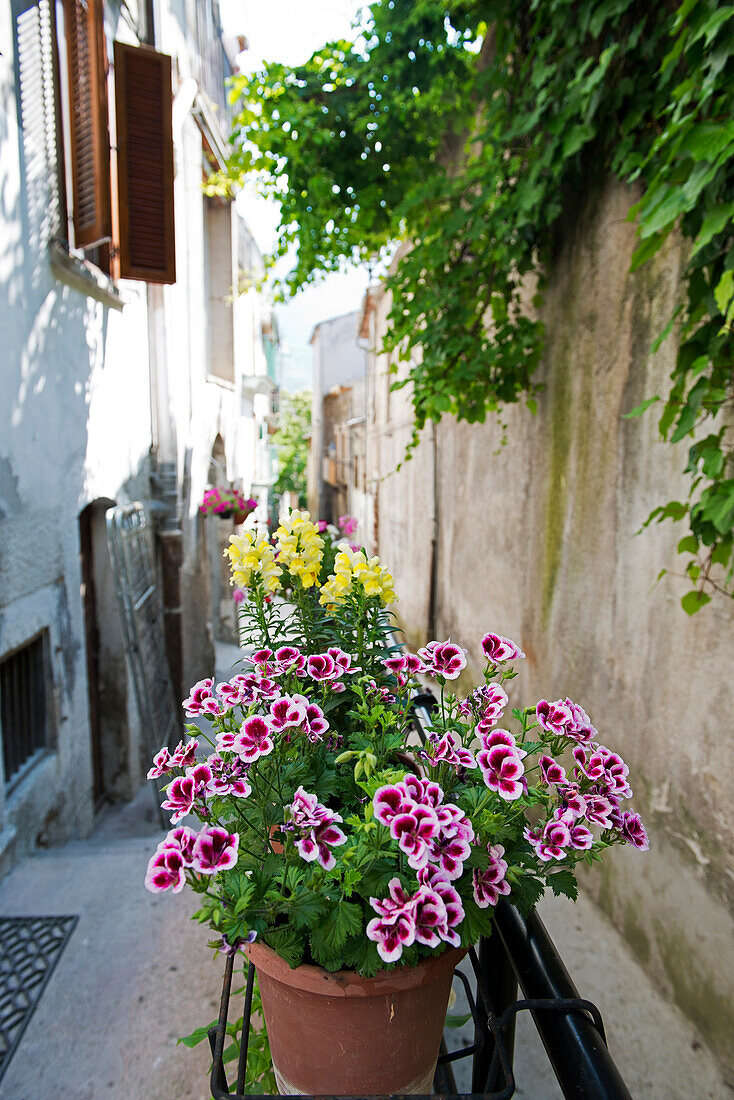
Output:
[217,0,734,613]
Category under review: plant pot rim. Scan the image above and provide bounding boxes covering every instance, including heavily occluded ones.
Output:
[245,939,467,998]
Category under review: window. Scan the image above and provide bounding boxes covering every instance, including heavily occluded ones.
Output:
[1,635,50,788]
[61,0,112,250]
[16,0,176,284]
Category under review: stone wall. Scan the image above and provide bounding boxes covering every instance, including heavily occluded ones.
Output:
[364,180,734,1078]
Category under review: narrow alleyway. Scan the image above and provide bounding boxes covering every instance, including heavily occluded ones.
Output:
[0,644,730,1100]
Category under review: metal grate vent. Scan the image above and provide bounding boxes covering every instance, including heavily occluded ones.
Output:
[0,635,49,786]
[0,915,78,1083]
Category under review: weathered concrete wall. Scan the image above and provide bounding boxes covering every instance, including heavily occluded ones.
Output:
[365,180,734,1078]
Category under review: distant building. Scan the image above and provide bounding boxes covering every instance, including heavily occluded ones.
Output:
[0,0,274,874]
[308,310,367,526]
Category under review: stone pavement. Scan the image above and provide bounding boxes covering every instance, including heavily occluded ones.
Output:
[0,642,730,1099]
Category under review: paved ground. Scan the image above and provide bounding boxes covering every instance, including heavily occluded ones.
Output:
[0,642,731,1099]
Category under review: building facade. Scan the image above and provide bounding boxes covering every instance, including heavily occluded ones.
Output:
[308,309,367,527]
[0,0,274,874]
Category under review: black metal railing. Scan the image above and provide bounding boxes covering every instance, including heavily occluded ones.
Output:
[206,633,633,1099]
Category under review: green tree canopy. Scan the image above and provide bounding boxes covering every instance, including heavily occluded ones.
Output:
[220,0,734,610]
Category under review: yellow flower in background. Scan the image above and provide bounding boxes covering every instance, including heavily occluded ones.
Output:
[319,548,396,606]
[225,532,282,593]
[275,509,324,588]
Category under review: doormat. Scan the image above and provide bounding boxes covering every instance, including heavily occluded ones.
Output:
[0,915,78,1083]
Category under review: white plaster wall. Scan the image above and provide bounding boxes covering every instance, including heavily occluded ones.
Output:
[0,0,267,863]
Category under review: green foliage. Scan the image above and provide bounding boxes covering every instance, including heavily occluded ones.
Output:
[222,0,734,611]
[627,0,734,611]
[272,391,311,507]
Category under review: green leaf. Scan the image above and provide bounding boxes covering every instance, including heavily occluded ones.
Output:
[691,204,734,257]
[512,875,545,916]
[681,590,712,615]
[677,535,698,555]
[548,870,578,901]
[264,926,305,970]
[562,123,595,159]
[623,396,659,419]
[714,269,734,319]
[683,123,734,164]
[178,1022,217,1048]
[310,899,363,967]
[288,890,325,930]
[711,540,732,567]
[630,231,665,272]
[651,306,683,353]
[444,1012,473,1029]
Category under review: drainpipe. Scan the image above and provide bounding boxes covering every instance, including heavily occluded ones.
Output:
[427,419,439,640]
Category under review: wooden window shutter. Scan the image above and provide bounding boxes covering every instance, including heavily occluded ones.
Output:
[114,42,176,284]
[62,0,112,248]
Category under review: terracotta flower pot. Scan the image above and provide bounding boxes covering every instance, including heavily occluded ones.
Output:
[245,939,467,1095]
[233,509,249,526]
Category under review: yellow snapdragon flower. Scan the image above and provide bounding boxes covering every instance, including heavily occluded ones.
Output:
[275,510,324,588]
[225,532,282,593]
[319,548,396,606]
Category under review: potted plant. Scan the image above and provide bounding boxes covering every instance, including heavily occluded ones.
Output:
[145,510,648,1095]
[199,488,257,524]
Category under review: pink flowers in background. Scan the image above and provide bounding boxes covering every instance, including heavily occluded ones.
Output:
[147,737,198,778]
[306,647,358,691]
[199,488,257,517]
[337,514,358,537]
[619,811,649,851]
[417,639,467,680]
[426,730,476,772]
[288,787,346,870]
[380,652,424,688]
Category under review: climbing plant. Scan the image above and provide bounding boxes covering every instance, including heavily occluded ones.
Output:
[221,0,734,612]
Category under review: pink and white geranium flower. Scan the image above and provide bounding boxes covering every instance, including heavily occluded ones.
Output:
[162,762,215,824]
[204,754,252,799]
[473,844,511,908]
[417,639,467,680]
[269,695,307,731]
[619,811,649,851]
[191,826,239,873]
[524,820,571,862]
[232,715,275,763]
[145,845,187,893]
[480,633,525,663]
[536,698,597,744]
[183,678,221,717]
[427,730,477,772]
[288,786,347,870]
[477,730,527,801]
